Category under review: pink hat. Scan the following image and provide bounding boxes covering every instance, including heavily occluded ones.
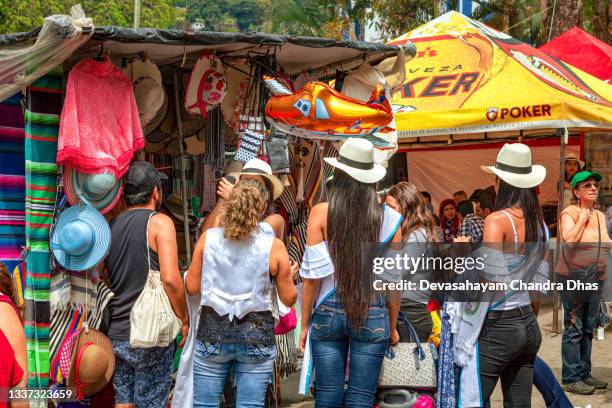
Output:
[185,53,228,118]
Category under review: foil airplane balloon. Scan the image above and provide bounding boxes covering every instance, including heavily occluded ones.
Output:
[264,77,395,149]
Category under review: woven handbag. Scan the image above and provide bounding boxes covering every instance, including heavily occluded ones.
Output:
[379,312,438,389]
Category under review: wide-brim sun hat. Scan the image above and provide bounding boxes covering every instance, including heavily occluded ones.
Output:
[51,205,111,271]
[67,329,115,398]
[165,194,199,227]
[142,86,168,135]
[122,58,166,132]
[230,158,285,200]
[564,152,585,169]
[64,167,122,215]
[323,138,386,184]
[481,143,546,188]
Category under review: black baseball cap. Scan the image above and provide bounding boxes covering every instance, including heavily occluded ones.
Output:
[123,161,168,195]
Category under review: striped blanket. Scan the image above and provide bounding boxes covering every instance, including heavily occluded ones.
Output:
[24,67,63,388]
[0,93,26,301]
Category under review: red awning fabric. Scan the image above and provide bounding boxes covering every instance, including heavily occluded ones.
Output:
[539,27,612,83]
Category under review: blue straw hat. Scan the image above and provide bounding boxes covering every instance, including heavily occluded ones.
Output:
[51,205,111,271]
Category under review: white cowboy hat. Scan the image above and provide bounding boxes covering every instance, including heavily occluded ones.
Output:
[564,152,585,169]
[323,138,386,184]
[481,143,546,188]
[231,158,285,200]
[185,52,228,118]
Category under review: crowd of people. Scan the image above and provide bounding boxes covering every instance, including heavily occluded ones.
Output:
[0,139,610,408]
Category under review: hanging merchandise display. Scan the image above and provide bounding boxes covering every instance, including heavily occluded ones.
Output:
[63,167,122,214]
[122,57,167,134]
[185,53,228,118]
[264,80,395,149]
[221,59,251,132]
[57,57,145,178]
[66,329,115,399]
[235,128,266,163]
[50,205,111,271]
[184,135,205,156]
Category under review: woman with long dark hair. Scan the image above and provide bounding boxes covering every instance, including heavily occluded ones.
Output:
[439,198,460,242]
[476,143,548,406]
[562,153,584,208]
[386,182,437,341]
[298,138,402,406]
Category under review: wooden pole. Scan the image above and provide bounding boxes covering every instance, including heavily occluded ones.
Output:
[173,68,192,265]
[133,0,141,28]
[552,128,567,334]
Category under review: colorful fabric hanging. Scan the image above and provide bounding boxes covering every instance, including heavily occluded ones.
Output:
[24,67,63,388]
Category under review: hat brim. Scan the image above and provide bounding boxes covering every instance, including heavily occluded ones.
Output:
[481,164,546,188]
[230,172,285,200]
[143,87,168,135]
[564,157,585,169]
[323,157,386,184]
[51,206,111,271]
[64,168,122,215]
[67,329,115,397]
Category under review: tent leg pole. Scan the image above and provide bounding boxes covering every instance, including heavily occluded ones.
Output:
[173,68,192,266]
[552,128,567,334]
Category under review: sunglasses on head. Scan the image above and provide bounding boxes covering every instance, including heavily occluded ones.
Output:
[580,182,599,189]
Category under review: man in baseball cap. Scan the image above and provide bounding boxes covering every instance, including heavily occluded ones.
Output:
[106,160,188,406]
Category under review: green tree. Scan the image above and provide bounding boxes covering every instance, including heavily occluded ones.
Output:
[0,0,175,34]
[271,0,340,37]
[227,0,271,32]
[186,0,227,30]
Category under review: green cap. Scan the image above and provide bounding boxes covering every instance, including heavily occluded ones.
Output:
[571,170,602,188]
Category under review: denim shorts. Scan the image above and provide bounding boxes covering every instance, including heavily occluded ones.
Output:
[111,339,176,408]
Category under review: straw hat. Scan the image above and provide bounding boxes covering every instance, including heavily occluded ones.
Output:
[481,143,546,188]
[122,59,166,134]
[221,59,250,131]
[185,135,205,156]
[64,167,122,214]
[230,158,285,200]
[165,194,199,227]
[564,152,585,169]
[51,205,111,272]
[323,138,386,184]
[185,52,227,118]
[67,329,115,398]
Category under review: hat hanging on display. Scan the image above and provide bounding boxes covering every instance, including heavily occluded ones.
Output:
[221,59,250,131]
[185,52,228,118]
[185,135,205,156]
[143,137,168,154]
[230,158,285,200]
[166,138,182,156]
[122,58,166,134]
[564,152,585,169]
[165,194,199,227]
[324,138,386,184]
[51,205,111,271]
[63,167,122,214]
[67,329,115,399]
[481,143,546,188]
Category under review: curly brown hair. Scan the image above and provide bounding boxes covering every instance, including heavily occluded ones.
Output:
[222,179,269,240]
[0,262,22,311]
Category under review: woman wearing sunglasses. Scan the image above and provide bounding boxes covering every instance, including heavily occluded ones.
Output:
[557,170,612,395]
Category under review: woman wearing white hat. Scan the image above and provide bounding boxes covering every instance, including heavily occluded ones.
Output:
[475,143,549,406]
[298,138,403,405]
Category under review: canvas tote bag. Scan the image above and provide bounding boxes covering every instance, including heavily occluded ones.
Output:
[130,212,181,348]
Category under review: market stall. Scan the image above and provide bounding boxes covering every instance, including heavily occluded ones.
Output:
[0,8,413,396]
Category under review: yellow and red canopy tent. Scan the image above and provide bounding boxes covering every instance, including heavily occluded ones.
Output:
[386,11,612,148]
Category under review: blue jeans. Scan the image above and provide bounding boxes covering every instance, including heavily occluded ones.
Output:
[310,293,390,407]
[193,341,276,408]
[561,289,602,384]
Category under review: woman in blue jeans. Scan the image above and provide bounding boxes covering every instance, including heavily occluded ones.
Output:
[186,179,297,407]
[299,138,403,407]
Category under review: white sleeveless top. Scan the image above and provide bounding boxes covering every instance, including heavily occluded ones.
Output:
[200,222,275,320]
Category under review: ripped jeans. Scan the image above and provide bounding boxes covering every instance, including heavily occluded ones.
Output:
[560,284,602,384]
[193,341,276,408]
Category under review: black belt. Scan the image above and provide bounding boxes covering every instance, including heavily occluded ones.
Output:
[486,304,533,319]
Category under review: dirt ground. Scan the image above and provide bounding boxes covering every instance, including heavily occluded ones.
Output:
[280,304,612,408]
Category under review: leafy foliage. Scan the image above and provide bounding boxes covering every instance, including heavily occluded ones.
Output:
[186,0,227,30]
